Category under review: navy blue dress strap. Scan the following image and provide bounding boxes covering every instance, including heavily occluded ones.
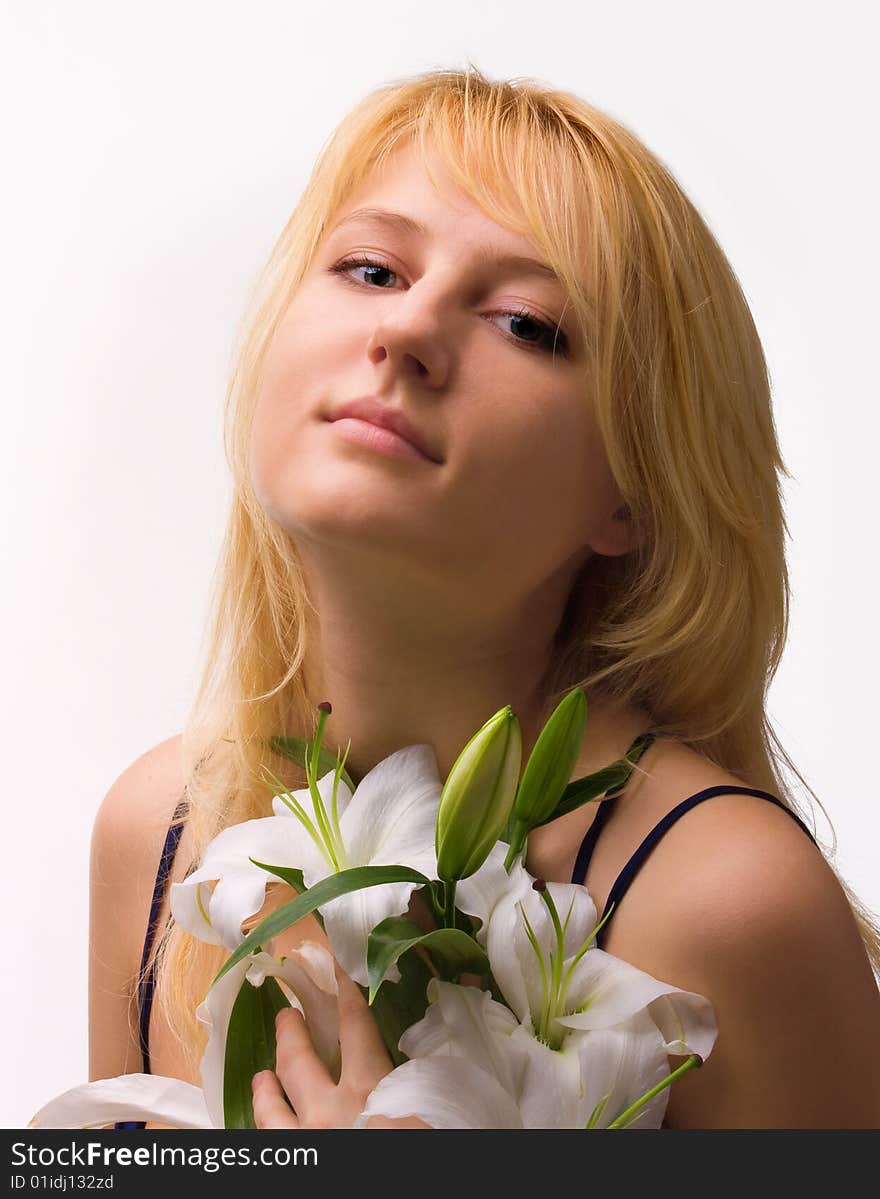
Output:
[569,731,658,890]
[114,795,189,1131]
[571,777,818,950]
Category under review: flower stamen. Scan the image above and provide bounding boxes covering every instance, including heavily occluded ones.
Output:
[260,763,335,869]
[258,703,351,872]
[518,899,551,1041]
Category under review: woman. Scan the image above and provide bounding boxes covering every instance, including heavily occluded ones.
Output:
[90,66,880,1128]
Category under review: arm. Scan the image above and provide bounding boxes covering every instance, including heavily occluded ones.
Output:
[641,800,880,1128]
[88,735,187,1090]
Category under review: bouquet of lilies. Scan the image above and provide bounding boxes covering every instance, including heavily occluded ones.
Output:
[31,689,717,1130]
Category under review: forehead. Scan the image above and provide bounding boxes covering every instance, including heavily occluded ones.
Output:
[326,145,562,286]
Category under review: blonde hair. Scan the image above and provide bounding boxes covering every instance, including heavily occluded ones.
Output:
[148,64,880,1076]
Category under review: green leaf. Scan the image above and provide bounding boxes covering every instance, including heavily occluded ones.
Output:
[365,950,434,1067]
[211,865,431,987]
[249,859,306,893]
[535,737,655,826]
[223,974,290,1129]
[248,859,324,930]
[268,734,356,793]
[366,916,489,1003]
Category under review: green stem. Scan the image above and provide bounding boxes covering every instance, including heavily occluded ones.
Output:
[606,1054,703,1129]
[304,727,333,854]
[443,879,458,929]
[427,881,445,925]
[504,821,528,871]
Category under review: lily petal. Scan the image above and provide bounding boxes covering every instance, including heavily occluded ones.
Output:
[507,1025,588,1128]
[196,953,255,1128]
[554,948,716,1042]
[399,980,522,1097]
[320,880,420,987]
[454,847,534,1020]
[647,990,718,1060]
[168,876,223,947]
[453,841,525,932]
[355,1057,524,1129]
[171,815,322,950]
[28,1075,210,1129]
[568,1011,673,1129]
[339,745,442,877]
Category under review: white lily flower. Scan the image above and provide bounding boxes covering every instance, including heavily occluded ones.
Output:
[28,1075,211,1131]
[510,1011,683,1128]
[455,843,717,1058]
[355,844,717,1129]
[357,979,690,1128]
[169,814,322,951]
[170,744,442,987]
[29,944,338,1129]
[358,1056,526,1128]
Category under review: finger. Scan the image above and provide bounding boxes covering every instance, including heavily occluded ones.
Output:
[334,959,393,1088]
[273,1004,335,1115]
[251,1071,299,1129]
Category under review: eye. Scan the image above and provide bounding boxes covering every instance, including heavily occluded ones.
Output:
[329,254,569,357]
[330,253,398,289]
[488,308,569,356]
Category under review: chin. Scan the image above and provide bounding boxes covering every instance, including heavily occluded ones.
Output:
[252,475,426,552]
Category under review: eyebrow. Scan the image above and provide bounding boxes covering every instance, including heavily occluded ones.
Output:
[330,206,563,285]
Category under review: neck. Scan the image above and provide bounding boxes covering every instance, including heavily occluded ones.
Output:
[287,538,640,784]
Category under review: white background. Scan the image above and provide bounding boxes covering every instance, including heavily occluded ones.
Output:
[3,2,877,1129]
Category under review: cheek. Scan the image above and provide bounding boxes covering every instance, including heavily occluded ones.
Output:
[445,393,614,587]
[249,373,294,503]
[247,326,319,523]
[248,407,346,540]
[467,403,596,531]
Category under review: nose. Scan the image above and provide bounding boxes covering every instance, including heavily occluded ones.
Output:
[365,287,451,388]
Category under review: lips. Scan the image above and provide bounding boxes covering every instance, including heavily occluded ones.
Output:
[328,397,442,464]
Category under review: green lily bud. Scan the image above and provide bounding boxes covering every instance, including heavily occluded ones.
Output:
[435,705,522,882]
[513,686,586,829]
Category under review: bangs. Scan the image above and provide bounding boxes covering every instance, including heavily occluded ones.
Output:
[315,69,605,340]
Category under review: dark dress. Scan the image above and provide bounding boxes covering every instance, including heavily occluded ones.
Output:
[113,797,188,1131]
[114,733,818,1129]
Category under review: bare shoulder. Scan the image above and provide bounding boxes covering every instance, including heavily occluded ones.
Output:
[88,733,189,1084]
[601,742,880,1128]
[90,733,189,953]
[92,733,187,850]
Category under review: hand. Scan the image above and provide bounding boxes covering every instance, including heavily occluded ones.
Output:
[251,959,428,1129]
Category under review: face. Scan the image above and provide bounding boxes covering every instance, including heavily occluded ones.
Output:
[249,143,632,599]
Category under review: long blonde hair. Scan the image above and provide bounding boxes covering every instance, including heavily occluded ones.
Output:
[149,64,880,1076]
